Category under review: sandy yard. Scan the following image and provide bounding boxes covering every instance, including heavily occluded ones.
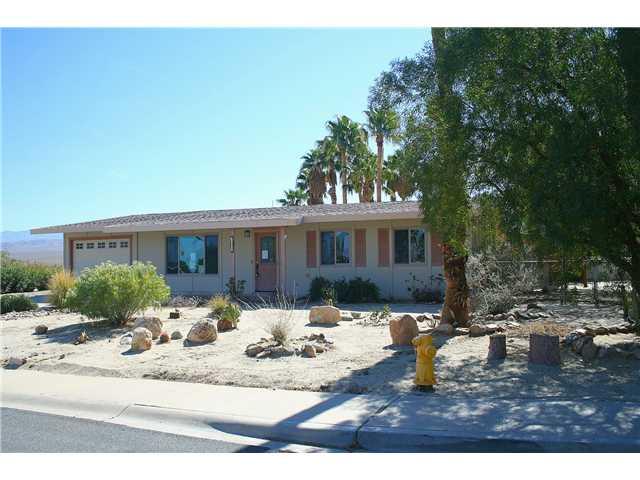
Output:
[2,299,639,401]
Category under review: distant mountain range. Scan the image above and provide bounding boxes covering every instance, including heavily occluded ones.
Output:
[1,230,63,265]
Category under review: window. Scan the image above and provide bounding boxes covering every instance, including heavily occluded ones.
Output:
[75,243,84,250]
[86,242,95,249]
[120,240,129,248]
[108,241,117,248]
[166,235,218,275]
[394,229,426,264]
[97,241,105,249]
[320,231,350,265]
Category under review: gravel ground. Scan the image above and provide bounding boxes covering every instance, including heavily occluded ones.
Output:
[2,299,639,400]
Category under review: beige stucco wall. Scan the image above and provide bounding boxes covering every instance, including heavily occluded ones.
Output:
[64,219,443,300]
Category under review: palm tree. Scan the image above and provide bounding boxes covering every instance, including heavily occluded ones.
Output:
[316,136,339,204]
[297,149,326,205]
[364,107,400,203]
[326,115,368,204]
[277,188,307,206]
[350,147,376,203]
[384,149,416,201]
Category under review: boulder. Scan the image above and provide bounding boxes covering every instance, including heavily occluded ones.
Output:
[581,340,599,361]
[170,330,183,340]
[485,323,500,334]
[133,316,163,339]
[269,345,295,358]
[469,324,486,337]
[131,327,153,351]
[186,320,218,344]
[34,324,48,335]
[389,315,419,345]
[309,306,341,325]
[434,322,455,336]
[217,318,235,332]
[607,326,619,334]
[303,344,317,358]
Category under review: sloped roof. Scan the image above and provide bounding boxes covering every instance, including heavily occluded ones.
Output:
[31,201,422,234]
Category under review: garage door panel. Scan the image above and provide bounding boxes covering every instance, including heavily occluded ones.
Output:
[73,238,131,275]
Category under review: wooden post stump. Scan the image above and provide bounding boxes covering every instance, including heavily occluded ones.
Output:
[487,333,507,360]
[528,333,560,365]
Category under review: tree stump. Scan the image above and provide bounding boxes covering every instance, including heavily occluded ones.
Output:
[487,333,507,360]
[528,333,560,365]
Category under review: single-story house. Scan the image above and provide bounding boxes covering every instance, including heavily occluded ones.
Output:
[31,201,444,300]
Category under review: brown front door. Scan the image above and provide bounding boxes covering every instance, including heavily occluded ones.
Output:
[255,232,278,292]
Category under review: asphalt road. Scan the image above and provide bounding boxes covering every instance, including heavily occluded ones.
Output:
[0,408,269,453]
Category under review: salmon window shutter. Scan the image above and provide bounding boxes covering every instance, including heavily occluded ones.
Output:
[355,229,367,267]
[430,232,444,267]
[377,228,390,267]
[306,231,317,268]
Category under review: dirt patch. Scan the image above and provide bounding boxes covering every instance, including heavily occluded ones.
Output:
[2,300,639,400]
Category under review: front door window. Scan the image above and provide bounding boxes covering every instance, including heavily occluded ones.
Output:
[260,236,276,263]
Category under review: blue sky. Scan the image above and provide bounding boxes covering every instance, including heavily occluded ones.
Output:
[1,28,429,231]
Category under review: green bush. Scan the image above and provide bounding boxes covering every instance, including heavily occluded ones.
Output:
[309,276,381,304]
[48,270,76,309]
[309,276,333,301]
[208,294,241,327]
[221,302,241,327]
[0,294,37,313]
[208,294,230,316]
[1,252,60,294]
[67,262,170,325]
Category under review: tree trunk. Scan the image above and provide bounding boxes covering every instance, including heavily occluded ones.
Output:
[487,334,507,360]
[440,244,470,327]
[528,333,560,365]
[376,135,383,203]
[328,160,337,204]
[340,152,349,204]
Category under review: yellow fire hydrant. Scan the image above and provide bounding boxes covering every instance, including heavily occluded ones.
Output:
[412,334,437,388]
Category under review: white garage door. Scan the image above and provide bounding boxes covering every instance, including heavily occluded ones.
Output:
[73,239,131,275]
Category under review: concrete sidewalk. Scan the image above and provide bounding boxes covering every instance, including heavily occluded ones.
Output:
[2,370,639,451]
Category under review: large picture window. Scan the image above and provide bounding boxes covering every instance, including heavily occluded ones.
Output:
[320,231,350,265]
[166,235,218,274]
[394,229,426,264]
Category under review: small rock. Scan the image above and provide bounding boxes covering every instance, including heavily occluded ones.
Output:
[131,327,153,351]
[246,344,265,357]
[170,331,183,340]
[6,356,26,369]
[485,323,500,334]
[158,332,171,344]
[34,324,48,335]
[607,326,619,334]
[217,318,235,332]
[340,314,353,322]
[433,313,440,320]
[74,331,88,345]
[573,336,593,354]
[595,326,608,336]
[434,322,455,336]
[58,353,66,360]
[351,312,362,319]
[527,303,540,310]
[303,344,317,358]
[454,327,469,336]
[269,346,295,358]
[133,316,163,339]
[469,324,486,337]
[315,345,325,354]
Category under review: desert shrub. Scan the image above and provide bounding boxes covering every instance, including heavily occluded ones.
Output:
[208,294,230,316]
[222,302,241,327]
[66,261,170,326]
[0,294,37,313]
[225,276,246,298]
[48,270,76,309]
[309,276,333,301]
[1,252,60,294]
[405,273,444,303]
[309,276,380,304]
[260,291,296,345]
[467,252,538,315]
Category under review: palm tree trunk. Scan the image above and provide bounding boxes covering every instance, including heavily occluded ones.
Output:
[440,244,470,327]
[376,135,384,203]
[328,160,337,204]
[340,152,348,204]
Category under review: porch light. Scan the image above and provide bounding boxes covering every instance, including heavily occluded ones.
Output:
[229,235,235,253]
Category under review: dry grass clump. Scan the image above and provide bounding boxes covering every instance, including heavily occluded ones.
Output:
[512,320,571,338]
[208,294,230,316]
[48,270,76,309]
